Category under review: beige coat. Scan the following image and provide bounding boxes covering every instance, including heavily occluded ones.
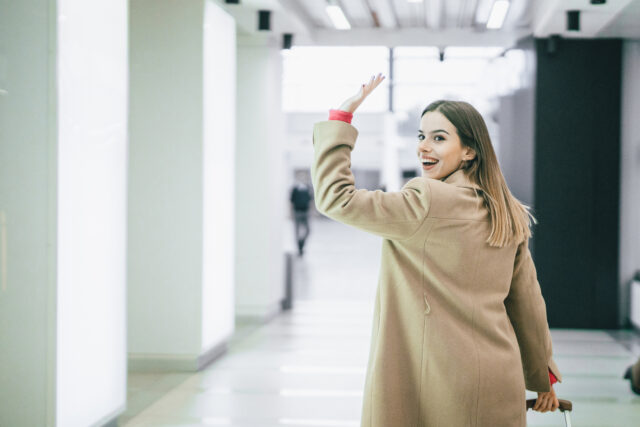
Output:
[311,120,562,427]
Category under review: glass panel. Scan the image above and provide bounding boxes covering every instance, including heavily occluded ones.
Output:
[444,46,504,58]
[393,46,529,112]
[394,57,491,84]
[282,46,389,112]
[393,46,439,59]
[393,84,479,112]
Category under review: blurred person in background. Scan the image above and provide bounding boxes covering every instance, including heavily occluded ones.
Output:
[290,181,312,256]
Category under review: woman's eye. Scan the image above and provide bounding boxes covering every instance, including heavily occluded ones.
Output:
[418,134,445,142]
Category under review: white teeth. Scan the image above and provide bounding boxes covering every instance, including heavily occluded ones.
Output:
[421,158,438,164]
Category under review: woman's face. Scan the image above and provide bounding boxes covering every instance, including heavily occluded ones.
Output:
[417,111,475,180]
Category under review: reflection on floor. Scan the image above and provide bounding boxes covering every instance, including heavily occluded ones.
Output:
[119,217,640,426]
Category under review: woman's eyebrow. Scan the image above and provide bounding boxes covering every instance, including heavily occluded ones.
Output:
[418,129,450,135]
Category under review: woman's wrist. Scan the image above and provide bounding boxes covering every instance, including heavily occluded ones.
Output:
[329,109,353,124]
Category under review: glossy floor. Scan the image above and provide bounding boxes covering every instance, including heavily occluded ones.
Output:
[119,218,640,427]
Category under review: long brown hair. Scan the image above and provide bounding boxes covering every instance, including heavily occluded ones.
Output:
[421,100,536,248]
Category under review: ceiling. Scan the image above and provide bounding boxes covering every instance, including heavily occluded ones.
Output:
[216,0,640,48]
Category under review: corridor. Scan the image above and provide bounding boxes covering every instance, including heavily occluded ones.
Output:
[120,219,640,426]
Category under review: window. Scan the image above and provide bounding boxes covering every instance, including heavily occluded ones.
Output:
[282,46,390,112]
[392,46,507,113]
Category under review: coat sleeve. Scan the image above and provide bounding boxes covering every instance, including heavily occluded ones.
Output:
[311,120,431,241]
[504,236,563,392]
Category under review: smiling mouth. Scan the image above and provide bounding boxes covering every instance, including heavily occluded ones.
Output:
[421,158,439,167]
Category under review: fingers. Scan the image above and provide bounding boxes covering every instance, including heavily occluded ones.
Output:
[533,393,546,412]
[533,394,559,413]
[342,73,386,113]
[533,396,549,412]
[361,73,385,96]
[533,396,542,412]
[550,387,559,412]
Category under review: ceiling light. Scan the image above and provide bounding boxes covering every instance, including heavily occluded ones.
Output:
[486,0,510,29]
[325,1,351,30]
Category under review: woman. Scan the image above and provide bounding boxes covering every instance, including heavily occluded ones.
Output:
[310,73,563,426]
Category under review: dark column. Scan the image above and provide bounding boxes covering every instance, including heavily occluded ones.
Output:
[533,37,622,329]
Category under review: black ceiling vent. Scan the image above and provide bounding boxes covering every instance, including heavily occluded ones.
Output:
[225,0,240,4]
[567,10,580,31]
[258,10,271,31]
[283,33,293,50]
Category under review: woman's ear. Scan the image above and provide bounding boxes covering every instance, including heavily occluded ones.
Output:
[464,147,477,161]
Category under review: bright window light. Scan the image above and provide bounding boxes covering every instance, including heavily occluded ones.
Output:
[391,46,518,112]
[326,5,351,30]
[445,46,504,59]
[394,47,439,58]
[486,0,510,29]
[282,46,389,112]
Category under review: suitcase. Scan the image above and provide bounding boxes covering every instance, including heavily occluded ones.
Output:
[526,398,573,426]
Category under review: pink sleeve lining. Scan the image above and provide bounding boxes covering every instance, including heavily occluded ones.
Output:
[328,109,353,124]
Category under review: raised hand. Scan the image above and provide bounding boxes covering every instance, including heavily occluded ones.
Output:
[337,72,386,114]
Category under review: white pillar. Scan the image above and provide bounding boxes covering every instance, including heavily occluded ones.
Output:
[235,34,286,319]
[0,0,128,426]
[619,40,640,326]
[128,0,236,370]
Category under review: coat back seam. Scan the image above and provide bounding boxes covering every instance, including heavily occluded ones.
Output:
[370,283,381,427]
[469,251,482,427]
[417,220,437,425]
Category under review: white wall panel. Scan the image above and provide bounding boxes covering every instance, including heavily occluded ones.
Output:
[56,0,128,425]
[235,37,286,318]
[128,0,204,357]
[620,40,640,326]
[201,0,236,352]
[0,0,128,425]
[0,1,53,425]
[129,0,236,368]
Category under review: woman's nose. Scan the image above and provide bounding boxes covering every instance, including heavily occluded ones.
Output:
[418,143,432,152]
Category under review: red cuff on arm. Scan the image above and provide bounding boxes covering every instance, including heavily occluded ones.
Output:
[328,109,353,124]
[549,369,557,386]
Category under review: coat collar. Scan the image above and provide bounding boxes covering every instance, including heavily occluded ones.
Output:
[440,168,482,191]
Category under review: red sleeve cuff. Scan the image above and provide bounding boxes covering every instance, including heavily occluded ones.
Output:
[549,369,557,385]
[328,109,353,124]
